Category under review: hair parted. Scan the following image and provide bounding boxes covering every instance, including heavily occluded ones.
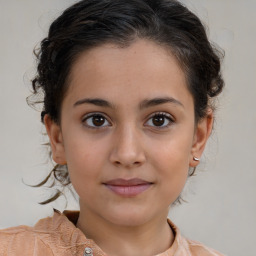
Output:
[28,0,224,204]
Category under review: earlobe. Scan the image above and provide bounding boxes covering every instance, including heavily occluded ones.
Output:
[189,109,213,167]
[44,115,67,165]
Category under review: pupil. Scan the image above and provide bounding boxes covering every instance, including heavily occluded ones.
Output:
[93,115,105,126]
[153,116,165,126]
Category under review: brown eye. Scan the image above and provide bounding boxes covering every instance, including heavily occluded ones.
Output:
[92,115,105,126]
[145,113,173,128]
[83,113,110,128]
[152,116,165,126]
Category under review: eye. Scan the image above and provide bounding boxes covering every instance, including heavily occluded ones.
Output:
[145,112,174,128]
[82,113,111,128]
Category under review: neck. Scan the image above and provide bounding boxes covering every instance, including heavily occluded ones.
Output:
[76,208,174,256]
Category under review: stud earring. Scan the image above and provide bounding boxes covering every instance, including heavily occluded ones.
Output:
[193,157,200,161]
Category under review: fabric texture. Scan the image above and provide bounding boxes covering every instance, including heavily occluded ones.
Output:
[0,210,225,256]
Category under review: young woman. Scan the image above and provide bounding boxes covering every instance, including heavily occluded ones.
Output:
[0,0,225,255]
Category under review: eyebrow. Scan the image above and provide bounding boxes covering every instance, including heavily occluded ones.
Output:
[139,97,184,109]
[73,97,184,109]
[74,98,115,108]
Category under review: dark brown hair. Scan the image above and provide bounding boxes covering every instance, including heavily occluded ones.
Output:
[29,0,224,204]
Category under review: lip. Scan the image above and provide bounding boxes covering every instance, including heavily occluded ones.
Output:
[103,178,153,197]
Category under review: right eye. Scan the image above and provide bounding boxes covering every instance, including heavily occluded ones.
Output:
[82,113,111,128]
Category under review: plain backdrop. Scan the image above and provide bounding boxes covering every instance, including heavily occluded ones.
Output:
[0,1,255,255]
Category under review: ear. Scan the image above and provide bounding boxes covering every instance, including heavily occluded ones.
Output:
[189,109,213,167]
[44,115,67,165]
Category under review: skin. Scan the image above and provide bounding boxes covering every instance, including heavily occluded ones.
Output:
[45,39,213,256]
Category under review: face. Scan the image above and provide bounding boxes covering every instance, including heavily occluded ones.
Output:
[45,39,212,227]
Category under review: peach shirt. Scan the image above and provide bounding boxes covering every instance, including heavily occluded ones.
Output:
[0,210,225,256]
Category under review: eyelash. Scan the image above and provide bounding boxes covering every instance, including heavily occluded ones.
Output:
[145,112,174,129]
[82,112,111,129]
[82,112,174,129]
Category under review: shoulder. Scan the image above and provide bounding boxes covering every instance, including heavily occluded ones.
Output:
[184,238,226,256]
[0,225,33,245]
[167,219,226,256]
[0,224,54,256]
[0,210,64,256]
[0,210,97,256]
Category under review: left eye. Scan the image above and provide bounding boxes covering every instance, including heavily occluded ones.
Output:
[145,113,174,128]
[82,114,110,128]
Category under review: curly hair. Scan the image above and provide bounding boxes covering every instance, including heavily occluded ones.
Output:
[29,0,224,204]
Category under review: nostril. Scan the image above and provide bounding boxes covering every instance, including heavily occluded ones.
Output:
[114,161,121,165]
[113,160,142,167]
[109,142,146,167]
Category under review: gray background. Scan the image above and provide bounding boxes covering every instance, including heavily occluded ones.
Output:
[0,1,255,255]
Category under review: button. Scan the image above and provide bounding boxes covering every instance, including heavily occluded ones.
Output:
[84,247,93,256]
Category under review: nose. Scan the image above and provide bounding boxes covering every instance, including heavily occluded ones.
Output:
[109,125,146,168]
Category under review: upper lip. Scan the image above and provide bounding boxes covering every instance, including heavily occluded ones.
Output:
[103,178,152,186]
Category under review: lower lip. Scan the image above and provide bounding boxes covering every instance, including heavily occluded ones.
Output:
[104,184,152,197]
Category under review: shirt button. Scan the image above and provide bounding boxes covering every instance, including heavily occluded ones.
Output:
[84,247,93,256]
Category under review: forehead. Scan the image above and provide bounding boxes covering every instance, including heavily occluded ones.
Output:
[70,40,181,78]
[65,39,192,107]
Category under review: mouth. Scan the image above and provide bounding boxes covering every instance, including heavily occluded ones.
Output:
[103,178,153,197]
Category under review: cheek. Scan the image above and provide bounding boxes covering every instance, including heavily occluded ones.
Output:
[66,152,101,202]
[63,134,109,187]
[149,131,193,170]
[148,132,193,194]
[154,147,189,184]
[63,129,107,164]
[154,152,189,203]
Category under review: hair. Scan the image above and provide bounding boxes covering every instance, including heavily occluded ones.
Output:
[28,0,224,204]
